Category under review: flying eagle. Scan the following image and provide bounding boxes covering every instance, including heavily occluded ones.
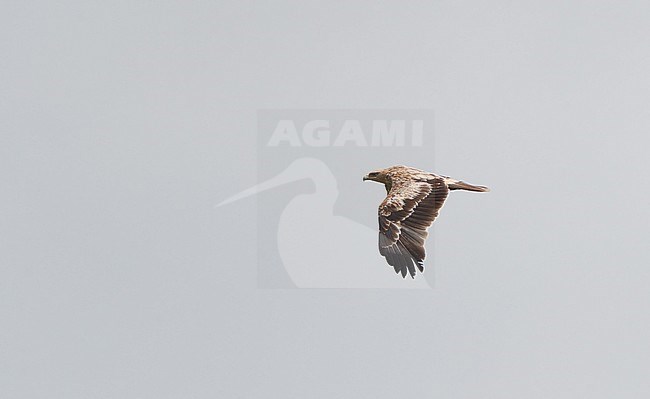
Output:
[363,166,489,279]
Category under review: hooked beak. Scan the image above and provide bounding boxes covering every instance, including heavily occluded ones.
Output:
[363,173,379,182]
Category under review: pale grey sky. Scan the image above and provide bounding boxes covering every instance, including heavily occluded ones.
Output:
[2,1,650,398]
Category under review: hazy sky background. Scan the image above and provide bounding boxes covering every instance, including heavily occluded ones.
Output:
[2,1,650,398]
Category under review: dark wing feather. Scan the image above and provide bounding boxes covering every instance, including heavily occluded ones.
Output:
[378,177,449,278]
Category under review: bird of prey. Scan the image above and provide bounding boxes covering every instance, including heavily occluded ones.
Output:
[363,166,489,279]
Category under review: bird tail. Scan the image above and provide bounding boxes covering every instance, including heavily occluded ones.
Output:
[444,178,490,192]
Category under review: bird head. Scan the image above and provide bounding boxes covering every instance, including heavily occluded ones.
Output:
[363,169,389,184]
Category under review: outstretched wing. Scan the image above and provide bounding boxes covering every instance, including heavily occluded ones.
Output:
[378,177,449,278]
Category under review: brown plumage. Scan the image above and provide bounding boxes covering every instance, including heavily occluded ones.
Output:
[363,166,489,279]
